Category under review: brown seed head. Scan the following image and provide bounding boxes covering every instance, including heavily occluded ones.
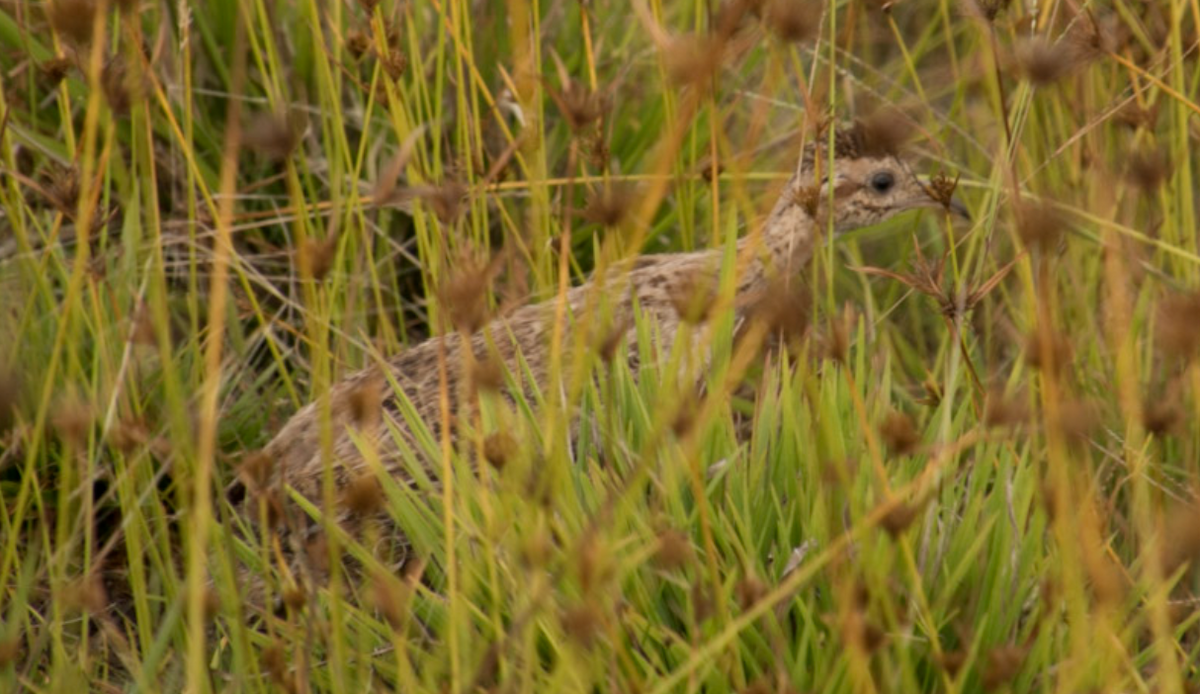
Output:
[851,107,916,158]
[238,450,275,495]
[937,650,967,676]
[244,109,306,161]
[439,255,492,334]
[762,0,820,44]
[663,33,724,86]
[109,416,149,453]
[1015,37,1075,86]
[1126,147,1170,192]
[482,431,518,470]
[983,388,1027,428]
[560,604,603,647]
[880,411,919,456]
[39,56,73,86]
[372,571,409,630]
[1024,327,1072,373]
[470,357,505,395]
[379,50,407,81]
[47,0,99,45]
[735,574,766,610]
[879,500,921,537]
[42,164,80,216]
[62,574,107,615]
[1055,399,1096,443]
[346,29,370,59]
[581,185,633,227]
[747,277,810,348]
[302,234,338,281]
[346,376,383,430]
[653,528,694,570]
[52,396,93,446]
[1143,397,1180,437]
[1014,200,1065,249]
[101,57,133,115]
[341,474,384,518]
[421,181,468,224]
[280,582,306,611]
[549,81,606,132]
[1159,501,1200,574]
[669,273,718,325]
[1157,291,1200,360]
[983,645,1026,690]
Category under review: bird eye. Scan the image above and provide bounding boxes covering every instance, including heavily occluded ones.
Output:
[869,171,895,194]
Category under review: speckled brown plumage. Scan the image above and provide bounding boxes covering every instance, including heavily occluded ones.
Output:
[247,127,966,587]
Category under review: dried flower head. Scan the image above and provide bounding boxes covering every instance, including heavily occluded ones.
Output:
[438,254,494,334]
[880,411,919,456]
[983,388,1027,428]
[420,181,468,225]
[1024,326,1072,373]
[470,356,505,395]
[746,276,810,347]
[244,109,306,161]
[372,571,409,630]
[879,499,921,537]
[101,57,133,115]
[52,396,93,446]
[735,574,766,610]
[983,644,1026,690]
[1014,200,1066,250]
[1156,291,1200,360]
[109,416,149,453]
[280,581,306,611]
[482,431,518,470]
[39,56,73,86]
[345,29,370,59]
[47,0,99,45]
[560,604,603,647]
[238,451,275,495]
[1158,500,1200,574]
[62,574,107,615]
[663,33,724,86]
[1142,397,1180,437]
[41,164,80,216]
[851,107,916,158]
[581,185,633,227]
[379,50,407,81]
[547,79,607,132]
[302,233,338,282]
[669,273,718,324]
[1015,37,1075,86]
[763,0,820,44]
[341,474,384,518]
[926,172,962,214]
[346,376,382,430]
[653,528,693,570]
[1126,147,1170,192]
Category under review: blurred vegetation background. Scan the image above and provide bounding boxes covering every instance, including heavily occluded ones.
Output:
[1,0,1199,691]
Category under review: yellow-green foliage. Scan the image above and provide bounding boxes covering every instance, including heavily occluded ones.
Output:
[1,0,1199,691]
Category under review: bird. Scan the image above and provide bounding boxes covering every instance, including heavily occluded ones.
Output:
[238,122,968,579]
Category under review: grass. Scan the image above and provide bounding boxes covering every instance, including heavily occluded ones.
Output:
[2,0,1200,691]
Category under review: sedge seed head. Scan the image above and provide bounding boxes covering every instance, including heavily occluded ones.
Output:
[880,411,919,456]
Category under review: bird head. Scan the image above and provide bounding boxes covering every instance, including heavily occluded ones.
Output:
[787,124,969,233]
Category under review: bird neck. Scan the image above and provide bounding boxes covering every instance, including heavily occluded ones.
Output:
[736,173,820,280]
